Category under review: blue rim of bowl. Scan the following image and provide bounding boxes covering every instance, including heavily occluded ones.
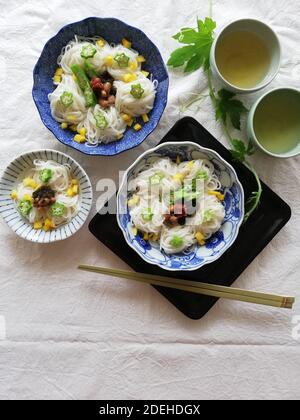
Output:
[0,149,93,243]
[116,141,245,272]
[32,17,169,157]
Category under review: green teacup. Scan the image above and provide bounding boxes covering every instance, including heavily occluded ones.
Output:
[247,88,300,158]
[210,19,281,94]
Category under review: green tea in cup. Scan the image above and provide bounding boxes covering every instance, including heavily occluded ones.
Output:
[210,19,281,94]
[215,31,270,89]
[247,88,300,158]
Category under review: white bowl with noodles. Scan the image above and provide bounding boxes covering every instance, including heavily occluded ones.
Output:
[0,150,93,243]
[117,142,244,272]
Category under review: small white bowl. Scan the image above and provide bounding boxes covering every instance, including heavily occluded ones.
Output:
[210,19,281,94]
[0,150,93,243]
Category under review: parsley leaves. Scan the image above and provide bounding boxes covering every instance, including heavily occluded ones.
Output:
[167,18,216,72]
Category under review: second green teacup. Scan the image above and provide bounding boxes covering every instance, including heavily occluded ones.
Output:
[247,88,300,158]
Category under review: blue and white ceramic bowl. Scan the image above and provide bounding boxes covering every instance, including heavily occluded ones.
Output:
[117,142,245,272]
[0,150,93,243]
[32,17,169,156]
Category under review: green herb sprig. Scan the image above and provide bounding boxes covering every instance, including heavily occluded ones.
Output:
[167,17,216,72]
[168,17,262,222]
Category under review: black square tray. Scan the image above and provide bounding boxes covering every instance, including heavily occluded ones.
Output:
[89,117,292,319]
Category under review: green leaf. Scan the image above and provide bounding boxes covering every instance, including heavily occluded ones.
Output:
[173,28,200,44]
[167,45,195,68]
[230,139,247,162]
[246,140,256,156]
[198,17,216,33]
[168,17,216,73]
[184,53,204,73]
[230,139,255,163]
[215,89,248,130]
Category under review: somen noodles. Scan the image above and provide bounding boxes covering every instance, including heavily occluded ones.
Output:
[49,36,157,146]
[128,157,226,255]
[10,160,81,231]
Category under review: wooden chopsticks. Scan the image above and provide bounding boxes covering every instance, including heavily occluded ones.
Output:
[78,265,295,309]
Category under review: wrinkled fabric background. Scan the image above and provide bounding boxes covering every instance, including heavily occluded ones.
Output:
[0,0,299,400]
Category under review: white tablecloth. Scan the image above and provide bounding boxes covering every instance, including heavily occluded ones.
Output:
[0,0,299,400]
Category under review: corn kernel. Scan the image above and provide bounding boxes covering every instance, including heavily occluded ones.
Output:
[71,179,79,186]
[129,60,138,71]
[55,68,63,76]
[127,119,134,127]
[61,122,68,130]
[72,184,79,195]
[23,178,38,189]
[53,75,61,83]
[23,194,33,202]
[97,39,105,48]
[78,127,87,136]
[173,173,185,182]
[132,227,138,236]
[23,178,31,187]
[44,218,54,232]
[123,74,131,83]
[105,55,113,66]
[10,190,18,200]
[195,232,206,246]
[70,124,78,132]
[143,233,149,241]
[121,113,132,123]
[128,195,140,207]
[142,114,149,123]
[208,191,225,201]
[149,233,159,242]
[67,115,77,122]
[66,188,74,197]
[133,123,142,131]
[74,134,86,143]
[33,221,43,230]
[123,73,137,83]
[141,70,150,78]
[116,133,124,140]
[137,55,146,63]
[122,38,132,49]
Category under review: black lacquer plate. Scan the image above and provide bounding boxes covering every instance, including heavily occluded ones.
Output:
[89,117,292,320]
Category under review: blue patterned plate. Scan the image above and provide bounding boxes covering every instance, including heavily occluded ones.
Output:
[117,142,245,271]
[32,17,169,156]
[0,150,93,243]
